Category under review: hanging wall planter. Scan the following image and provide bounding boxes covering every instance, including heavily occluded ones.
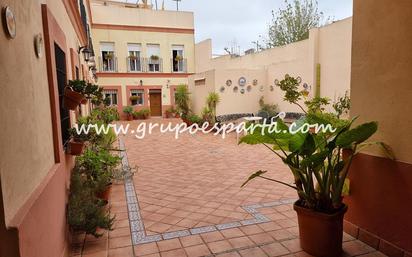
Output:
[233,86,239,93]
[240,88,245,94]
[64,87,85,110]
[69,139,85,156]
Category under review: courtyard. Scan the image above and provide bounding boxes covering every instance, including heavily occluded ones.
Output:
[71,119,386,257]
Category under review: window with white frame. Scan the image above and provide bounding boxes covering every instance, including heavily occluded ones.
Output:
[103,90,118,106]
[100,42,116,72]
[147,44,161,72]
[127,43,142,72]
[172,45,185,72]
[130,89,144,106]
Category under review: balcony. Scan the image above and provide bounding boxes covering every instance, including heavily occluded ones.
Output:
[98,56,118,72]
[127,57,143,72]
[145,57,163,73]
[171,58,187,73]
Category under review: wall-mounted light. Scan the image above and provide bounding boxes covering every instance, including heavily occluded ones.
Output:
[140,80,143,86]
[79,46,92,62]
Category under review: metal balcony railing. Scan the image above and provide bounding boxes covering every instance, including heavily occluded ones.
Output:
[98,56,118,72]
[145,57,163,72]
[171,58,187,73]
[127,57,144,72]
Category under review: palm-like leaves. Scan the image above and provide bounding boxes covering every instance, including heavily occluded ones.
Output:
[240,113,380,213]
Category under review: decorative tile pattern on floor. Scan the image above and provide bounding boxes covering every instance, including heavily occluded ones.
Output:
[119,137,296,245]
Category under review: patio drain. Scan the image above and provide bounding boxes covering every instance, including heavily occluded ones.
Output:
[119,137,297,245]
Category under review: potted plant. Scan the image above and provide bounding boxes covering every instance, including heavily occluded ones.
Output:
[129,54,138,61]
[123,106,134,121]
[129,95,141,106]
[68,128,88,156]
[140,109,151,119]
[165,106,177,118]
[150,55,159,61]
[175,55,183,62]
[68,171,115,238]
[105,52,114,60]
[64,80,87,110]
[175,84,190,120]
[240,75,390,257]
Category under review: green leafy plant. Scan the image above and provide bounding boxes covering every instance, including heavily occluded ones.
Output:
[259,96,279,116]
[150,55,159,61]
[175,84,190,118]
[205,92,220,123]
[68,171,114,237]
[240,75,391,213]
[259,0,328,49]
[333,91,351,118]
[123,106,134,115]
[305,96,330,113]
[187,114,203,124]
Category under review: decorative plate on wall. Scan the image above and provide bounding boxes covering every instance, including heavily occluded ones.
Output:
[240,88,245,94]
[220,86,225,93]
[238,77,247,87]
[226,79,232,86]
[253,79,258,86]
[247,85,252,92]
[233,86,239,93]
[3,6,16,39]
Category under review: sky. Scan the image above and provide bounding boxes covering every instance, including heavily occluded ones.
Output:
[120,0,353,55]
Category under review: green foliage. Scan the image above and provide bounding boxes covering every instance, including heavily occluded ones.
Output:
[304,97,330,113]
[187,114,203,124]
[175,85,190,118]
[201,106,214,124]
[240,73,385,213]
[68,80,104,106]
[123,106,134,115]
[91,107,119,124]
[67,171,115,237]
[133,109,150,119]
[263,0,326,48]
[333,91,351,118]
[259,96,279,116]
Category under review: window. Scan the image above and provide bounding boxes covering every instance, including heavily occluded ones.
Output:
[103,90,118,106]
[100,42,116,72]
[172,45,185,72]
[127,43,142,72]
[130,89,144,106]
[147,44,161,72]
[54,43,71,149]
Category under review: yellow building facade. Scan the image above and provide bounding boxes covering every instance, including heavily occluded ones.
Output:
[90,0,195,118]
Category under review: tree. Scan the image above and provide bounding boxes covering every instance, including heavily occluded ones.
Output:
[263,0,326,48]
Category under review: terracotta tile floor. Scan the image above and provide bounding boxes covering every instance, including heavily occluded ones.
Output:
[71,119,388,257]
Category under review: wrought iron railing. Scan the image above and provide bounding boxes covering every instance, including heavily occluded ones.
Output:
[171,58,187,73]
[98,56,118,72]
[145,57,163,72]
[127,57,144,72]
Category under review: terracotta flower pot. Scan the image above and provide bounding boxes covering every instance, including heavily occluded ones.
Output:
[97,184,112,202]
[69,140,85,156]
[64,88,85,110]
[294,201,348,257]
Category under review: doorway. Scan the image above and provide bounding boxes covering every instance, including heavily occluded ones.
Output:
[149,90,162,116]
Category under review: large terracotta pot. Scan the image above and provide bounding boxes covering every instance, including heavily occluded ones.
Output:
[64,88,85,110]
[97,184,112,202]
[69,140,84,156]
[294,201,348,257]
